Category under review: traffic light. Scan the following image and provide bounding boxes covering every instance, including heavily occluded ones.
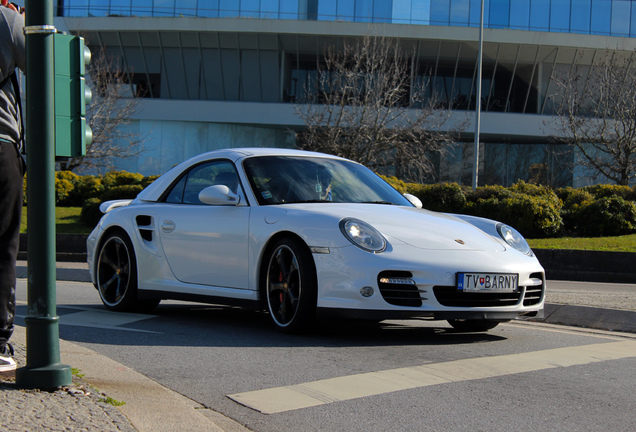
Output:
[54,33,92,157]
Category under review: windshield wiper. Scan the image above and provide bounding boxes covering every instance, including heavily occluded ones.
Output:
[283,199,330,204]
[361,201,395,205]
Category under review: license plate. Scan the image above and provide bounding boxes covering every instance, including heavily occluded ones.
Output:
[457,273,518,292]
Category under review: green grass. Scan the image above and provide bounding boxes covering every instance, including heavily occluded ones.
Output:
[99,396,126,407]
[71,367,85,379]
[528,234,636,252]
[21,206,91,234]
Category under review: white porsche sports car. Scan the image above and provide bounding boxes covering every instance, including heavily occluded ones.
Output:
[87,148,545,333]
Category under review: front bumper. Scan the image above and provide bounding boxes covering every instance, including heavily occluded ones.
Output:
[313,243,546,318]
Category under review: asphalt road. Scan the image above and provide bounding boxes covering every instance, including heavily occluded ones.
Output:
[548,279,636,311]
[14,279,636,432]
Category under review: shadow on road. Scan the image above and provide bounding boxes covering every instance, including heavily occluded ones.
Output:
[17,302,506,349]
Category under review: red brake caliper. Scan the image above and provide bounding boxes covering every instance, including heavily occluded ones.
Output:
[279,271,284,303]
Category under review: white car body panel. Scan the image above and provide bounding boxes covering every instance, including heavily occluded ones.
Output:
[157,204,251,289]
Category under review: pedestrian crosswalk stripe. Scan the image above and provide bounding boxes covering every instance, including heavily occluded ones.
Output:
[228,340,636,414]
[58,309,160,333]
[16,302,160,333]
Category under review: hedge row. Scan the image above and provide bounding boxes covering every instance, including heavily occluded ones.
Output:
[43,170,636,239]
[383,177,636,239]
[44,170,158,227]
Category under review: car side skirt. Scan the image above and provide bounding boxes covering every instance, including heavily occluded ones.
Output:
[138,290,262,309]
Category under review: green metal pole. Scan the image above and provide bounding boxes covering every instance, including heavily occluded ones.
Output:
[16,0,72,389]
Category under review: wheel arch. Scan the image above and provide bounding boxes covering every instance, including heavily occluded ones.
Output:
[93,225,136,277]
[256,230,315,304]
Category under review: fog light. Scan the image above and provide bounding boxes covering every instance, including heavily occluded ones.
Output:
[379,277,415,285]
[360,286,374,297]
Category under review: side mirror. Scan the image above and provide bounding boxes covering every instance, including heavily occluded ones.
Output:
[404,193,423,209]
[199,185,240,206]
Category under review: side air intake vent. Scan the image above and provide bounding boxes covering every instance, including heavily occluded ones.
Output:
[136,215,153,242]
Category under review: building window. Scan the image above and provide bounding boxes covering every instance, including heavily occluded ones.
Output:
[571,0,592,33]
[591,0,612,35]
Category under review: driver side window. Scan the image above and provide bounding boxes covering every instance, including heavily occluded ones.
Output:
[164,160,240,204]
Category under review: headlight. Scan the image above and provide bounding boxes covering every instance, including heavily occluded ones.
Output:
[340,218,386,253]
[497,223,532,256]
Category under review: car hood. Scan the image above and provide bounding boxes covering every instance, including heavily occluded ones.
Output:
[282,204,507,252]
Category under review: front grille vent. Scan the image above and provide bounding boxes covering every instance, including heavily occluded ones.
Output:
[377,271,425,307]
[433,286,522,307]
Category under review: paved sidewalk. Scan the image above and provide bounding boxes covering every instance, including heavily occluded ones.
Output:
[2,261,635,431]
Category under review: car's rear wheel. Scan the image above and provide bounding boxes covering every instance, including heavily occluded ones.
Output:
[97,229,159,312]
[263,237,317,333]
[447,319,501,332]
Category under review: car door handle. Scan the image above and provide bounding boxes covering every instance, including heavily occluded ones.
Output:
[161,220,176,233]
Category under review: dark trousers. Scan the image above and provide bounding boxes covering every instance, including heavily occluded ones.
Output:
[0,141,24,349]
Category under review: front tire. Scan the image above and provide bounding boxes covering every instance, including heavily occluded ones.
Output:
[263,237,317,333]
[96,229,158,312]
[447,319,501,332]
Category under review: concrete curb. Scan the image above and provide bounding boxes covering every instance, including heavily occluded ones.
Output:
[16,261,92,283]
[533,303,636,333]
[11,326,249,432]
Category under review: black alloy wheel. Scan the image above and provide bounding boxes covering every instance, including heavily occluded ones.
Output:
[96,229,158,312]
[264,237,317,333]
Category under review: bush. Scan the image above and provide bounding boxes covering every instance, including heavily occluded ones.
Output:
[55,170,79,182]
[79,184,143,229]
[80,197,103,228]
[102,170,144,187]
[414,183,466,213]
[54,171,79,206]
[510,180,562,208]
[67,175,104,206]
[141,175,159,188]
[582,184,633,200]
[559,188,594,234]
[465,184,512,203]
[99,184,143,202]
[575,197,636,237]
[380,175,408,193]
[509,180,549,196]
[467,194,563,238]
[55,177,74,205]
[555,186,576,203]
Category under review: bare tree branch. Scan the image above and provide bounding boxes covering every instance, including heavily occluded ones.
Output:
[58,45,143,172]
[295,36,465,183]
[550,51,636,185]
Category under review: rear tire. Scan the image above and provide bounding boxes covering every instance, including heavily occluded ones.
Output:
[262,237,317,333]
[447,319,501,332]
[96,229,159,313]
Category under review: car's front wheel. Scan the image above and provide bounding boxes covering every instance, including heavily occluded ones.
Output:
[96,229,159,312]
[447,319,501,332]
[263,237,317,333]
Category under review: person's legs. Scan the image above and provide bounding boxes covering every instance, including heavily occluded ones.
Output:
[0,141,23,354]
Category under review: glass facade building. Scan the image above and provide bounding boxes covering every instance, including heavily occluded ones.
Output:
[61,0,636,37]
[56,1,636,186]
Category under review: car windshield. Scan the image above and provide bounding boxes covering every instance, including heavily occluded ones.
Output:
[243,156,413,206]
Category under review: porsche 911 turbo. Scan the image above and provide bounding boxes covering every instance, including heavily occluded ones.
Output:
[87,148,545,333]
